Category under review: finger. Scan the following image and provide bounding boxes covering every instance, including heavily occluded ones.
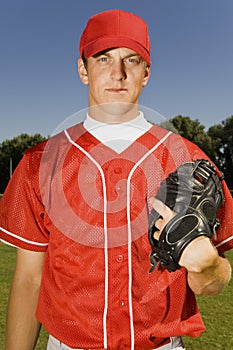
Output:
[149,197,175,222]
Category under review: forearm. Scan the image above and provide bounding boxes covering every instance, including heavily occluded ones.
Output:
[187,253,232,296]
[5,271,41,349]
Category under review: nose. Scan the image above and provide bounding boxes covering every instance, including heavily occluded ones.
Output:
[110,60,126,81]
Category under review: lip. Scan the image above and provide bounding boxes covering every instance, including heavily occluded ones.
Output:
[106,88,127,93]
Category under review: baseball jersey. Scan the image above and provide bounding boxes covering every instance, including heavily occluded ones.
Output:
[0,122,233,350]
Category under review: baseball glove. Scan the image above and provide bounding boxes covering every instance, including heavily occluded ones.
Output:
[148,159,224,273]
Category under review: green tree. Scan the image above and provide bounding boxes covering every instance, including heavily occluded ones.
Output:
[208,116,233,189]
[169,115,215,158]
[0,133,46,194]
[168,114,232,189]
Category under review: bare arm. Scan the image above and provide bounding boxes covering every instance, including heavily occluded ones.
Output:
[5,248,45,350]
[150,198,232,296]
[179,237,232,295]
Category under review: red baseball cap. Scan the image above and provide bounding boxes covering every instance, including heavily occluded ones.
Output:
[79,9,151,65]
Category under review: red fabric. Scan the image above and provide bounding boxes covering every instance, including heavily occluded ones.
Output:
[79,9,151,65]
[0,124,232,349]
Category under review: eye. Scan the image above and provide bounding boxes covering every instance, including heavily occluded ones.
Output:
[123,56,141,66]
[97,56,110,64]
[128,58,138,63]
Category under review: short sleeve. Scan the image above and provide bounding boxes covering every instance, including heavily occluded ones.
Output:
[0,145,49,251]
[214,180,233,252]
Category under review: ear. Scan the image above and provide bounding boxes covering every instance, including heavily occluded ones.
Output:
[78,58,89,85]
[142,66,150,87]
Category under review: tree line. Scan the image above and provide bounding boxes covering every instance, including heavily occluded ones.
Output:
[167,115,233,190]
[0,115,233,194]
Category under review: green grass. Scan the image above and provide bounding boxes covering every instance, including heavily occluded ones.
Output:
[0,244,232,349]
[184,249,233,350]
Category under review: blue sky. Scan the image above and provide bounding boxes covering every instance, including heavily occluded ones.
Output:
[0,0,233,142]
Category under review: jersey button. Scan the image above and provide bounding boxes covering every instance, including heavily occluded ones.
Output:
[120,300,126,307]
[114,167,122,174]
[116,254,124,262]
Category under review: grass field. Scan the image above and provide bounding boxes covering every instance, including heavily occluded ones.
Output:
[0,244,232,350]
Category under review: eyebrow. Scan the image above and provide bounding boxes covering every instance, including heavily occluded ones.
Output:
[92,50,141,59]
[92,49,114,58]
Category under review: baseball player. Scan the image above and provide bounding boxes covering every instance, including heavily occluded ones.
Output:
[0,9,233,350]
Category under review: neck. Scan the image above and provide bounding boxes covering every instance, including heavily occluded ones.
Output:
[88,102,139,123]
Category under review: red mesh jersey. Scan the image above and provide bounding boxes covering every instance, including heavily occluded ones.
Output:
[0,124,232,349]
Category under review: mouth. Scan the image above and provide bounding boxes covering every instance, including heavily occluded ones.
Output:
[106,88,128,93]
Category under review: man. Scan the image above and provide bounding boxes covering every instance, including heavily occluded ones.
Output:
[0,9,232,350]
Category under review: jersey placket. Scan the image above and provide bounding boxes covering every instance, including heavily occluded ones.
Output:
[104,158,133,349]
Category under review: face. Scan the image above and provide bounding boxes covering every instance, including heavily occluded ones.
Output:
[78,48,150,122]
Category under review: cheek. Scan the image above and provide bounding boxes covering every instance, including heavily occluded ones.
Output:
[131,71,147,88]
[89,71,106,88]
[88,75,101,93]
[131,78,145,94]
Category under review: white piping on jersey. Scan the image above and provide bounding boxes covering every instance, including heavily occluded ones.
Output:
[0,226,49,247]
[216,235,233,248]
[0,238,17,247]
[64,129,109,349]
[64,128,173,350]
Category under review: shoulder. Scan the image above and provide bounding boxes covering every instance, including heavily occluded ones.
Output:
[149,124,208,159]
[24,139,48,155]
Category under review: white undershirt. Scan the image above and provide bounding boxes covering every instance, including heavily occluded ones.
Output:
[83,112,152,153]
